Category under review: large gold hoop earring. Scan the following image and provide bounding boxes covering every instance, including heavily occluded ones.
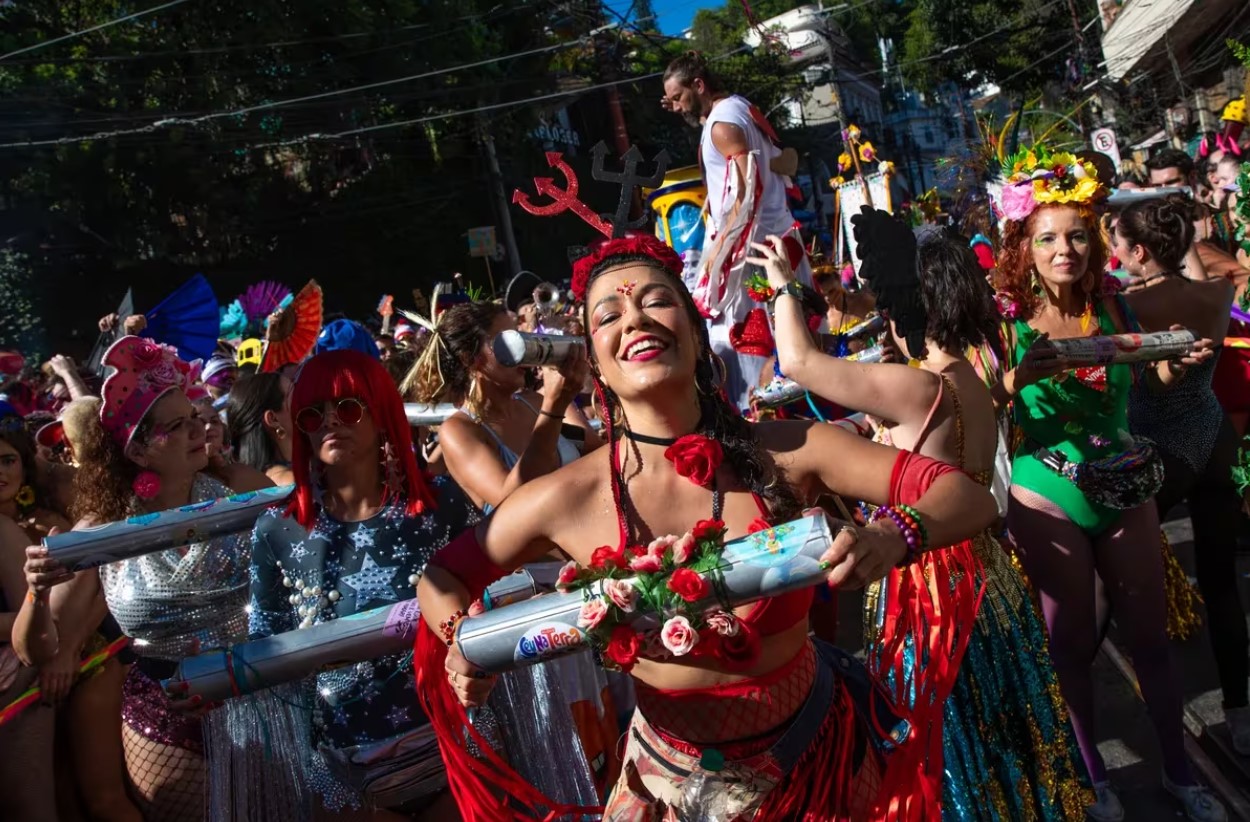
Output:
[697,351,726,395]
[466,375,485,418]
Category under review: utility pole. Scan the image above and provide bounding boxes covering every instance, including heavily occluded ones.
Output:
[478,119,522,277]
[1066,0,1091,133]
[593,21,640,218]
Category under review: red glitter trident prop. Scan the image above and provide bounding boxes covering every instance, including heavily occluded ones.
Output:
[512,143,670,239]
[513,152,613,237]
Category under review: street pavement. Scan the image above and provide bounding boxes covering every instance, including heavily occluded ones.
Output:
[833,510,1250,820]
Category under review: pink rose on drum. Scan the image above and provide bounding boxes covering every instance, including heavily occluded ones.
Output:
[555,561,580,592]
[660,615,699,656]
[629,552,663,574]
[577,598,609,629]
[705,610,741,637]
[671,533,696,565]
[646,534,677,559]
[603,579,638,613]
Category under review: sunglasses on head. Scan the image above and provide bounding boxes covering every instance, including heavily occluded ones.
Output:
[295,397,367,434]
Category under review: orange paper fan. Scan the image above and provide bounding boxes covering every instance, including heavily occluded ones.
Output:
[262,280,323,372]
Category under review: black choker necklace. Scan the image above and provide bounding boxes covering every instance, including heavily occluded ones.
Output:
[621,429,682,447]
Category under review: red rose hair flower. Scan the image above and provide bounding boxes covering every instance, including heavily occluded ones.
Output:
[664,435,723,487]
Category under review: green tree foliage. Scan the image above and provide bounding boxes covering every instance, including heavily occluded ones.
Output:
[0,250,44,356]
[0,0,813,352]
[0,0,567,337]
[685,0,808,132]
[901,0,1096,94]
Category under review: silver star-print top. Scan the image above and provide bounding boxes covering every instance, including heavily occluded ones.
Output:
[248,476,479,749]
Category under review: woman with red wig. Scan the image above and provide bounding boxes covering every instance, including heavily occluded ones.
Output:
[991,147,1225,822]
[412,232,999,821]
[247,349,479,819]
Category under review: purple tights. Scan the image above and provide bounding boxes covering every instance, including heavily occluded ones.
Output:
[1008,487,1193,786]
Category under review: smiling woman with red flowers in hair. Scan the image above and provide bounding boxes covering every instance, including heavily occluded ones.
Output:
[413,232,998,822]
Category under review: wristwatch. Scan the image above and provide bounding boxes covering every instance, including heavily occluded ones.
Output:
[770,281,804,305]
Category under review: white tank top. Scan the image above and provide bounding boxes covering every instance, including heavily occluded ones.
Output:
[699,95,790,234]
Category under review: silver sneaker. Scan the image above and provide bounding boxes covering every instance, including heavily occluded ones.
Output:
[1162,773,1228,822]
[1087,782,1124,822]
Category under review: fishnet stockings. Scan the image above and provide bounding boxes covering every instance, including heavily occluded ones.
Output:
[635,644,816,746]
[122,722,206,822]
[0,667,57,822]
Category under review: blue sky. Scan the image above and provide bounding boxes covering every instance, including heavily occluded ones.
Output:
[606,0,708,36]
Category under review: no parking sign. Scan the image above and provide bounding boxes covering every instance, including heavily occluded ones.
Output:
[1091,128,1122,173]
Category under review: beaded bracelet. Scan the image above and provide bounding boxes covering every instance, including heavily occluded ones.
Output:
[870,505,927,567]
[439,609,469,647]
[895,504,929,551]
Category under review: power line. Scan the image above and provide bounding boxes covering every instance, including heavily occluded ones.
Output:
[0,0,196,62]
[252,45,748,148]
[0,28,620,149]
[0,4,522,65]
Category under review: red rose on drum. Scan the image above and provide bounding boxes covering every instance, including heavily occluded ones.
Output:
[604,626,643,671]
[691,518,726,543]
[667,567,710,603]
[590,544,627,571]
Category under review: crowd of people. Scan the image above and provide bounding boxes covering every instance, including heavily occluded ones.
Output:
[0,53,1248,822]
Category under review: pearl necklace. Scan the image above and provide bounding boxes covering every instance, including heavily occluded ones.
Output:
[275,559,343,629]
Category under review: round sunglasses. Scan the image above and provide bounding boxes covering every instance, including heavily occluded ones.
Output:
[295,397,367,435]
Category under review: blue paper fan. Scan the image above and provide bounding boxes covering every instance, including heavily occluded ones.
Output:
[144,274,220,362]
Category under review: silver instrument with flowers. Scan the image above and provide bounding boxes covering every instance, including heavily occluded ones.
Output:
[455,514,836,674]
[1046,330,1195,366]
[165,571,538,701]
[45,485,295,571]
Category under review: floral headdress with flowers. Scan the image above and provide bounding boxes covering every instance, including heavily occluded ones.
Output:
[996,144,1107,223]
[100,336,200,448]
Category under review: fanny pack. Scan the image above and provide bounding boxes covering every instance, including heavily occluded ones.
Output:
[319,724,447,809]
[1034,436,1164,510]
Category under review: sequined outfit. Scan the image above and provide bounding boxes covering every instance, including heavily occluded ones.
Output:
[101,474,251,749]
[866,376,1091,820]
[248,477,478,800]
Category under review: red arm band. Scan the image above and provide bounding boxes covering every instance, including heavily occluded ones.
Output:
[427,526,510,599]
[889,449,959,507]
